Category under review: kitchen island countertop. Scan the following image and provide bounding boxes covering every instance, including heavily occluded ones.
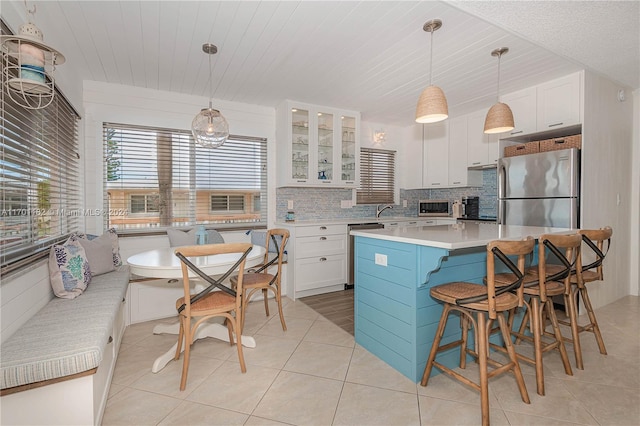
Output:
[274,216,454,227]
[350,222,572,250]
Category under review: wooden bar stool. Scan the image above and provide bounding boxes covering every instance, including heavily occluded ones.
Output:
[496,233,578,396]
[421,237,534,426]
[555,227,612,368]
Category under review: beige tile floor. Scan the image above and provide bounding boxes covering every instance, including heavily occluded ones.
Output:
[103,295,640,425]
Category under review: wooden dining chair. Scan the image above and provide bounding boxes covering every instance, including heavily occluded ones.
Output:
[555,227,612,367]
[231,228,290,331]
[495,233,578,396]
[173,243,253,391]
[421,237,534,426]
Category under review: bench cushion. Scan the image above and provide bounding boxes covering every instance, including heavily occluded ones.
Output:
[1,266,130,390]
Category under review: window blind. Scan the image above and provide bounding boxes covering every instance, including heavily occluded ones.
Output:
[1,20,81,272]
[103,123,267,231]
[357,147,396,205]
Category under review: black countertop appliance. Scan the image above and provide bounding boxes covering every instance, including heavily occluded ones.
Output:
[461,196,480,219]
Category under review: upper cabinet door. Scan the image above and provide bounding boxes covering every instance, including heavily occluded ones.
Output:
[501,86,537,137]
[536,72,582,131]
[338,115,358,186]
[448,116,468,186]
[316,111,334,184]
[423,121,449,188]
[466,110,489,168]
[290,108,311,183]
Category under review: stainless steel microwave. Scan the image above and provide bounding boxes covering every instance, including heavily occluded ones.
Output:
[418,199,450,217]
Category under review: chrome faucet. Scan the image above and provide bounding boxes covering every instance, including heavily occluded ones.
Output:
[376,204,393,218]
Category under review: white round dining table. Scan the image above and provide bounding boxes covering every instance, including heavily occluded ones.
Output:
[127,244,266,373]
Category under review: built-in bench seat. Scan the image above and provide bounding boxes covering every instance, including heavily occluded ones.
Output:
[0,265,130,425]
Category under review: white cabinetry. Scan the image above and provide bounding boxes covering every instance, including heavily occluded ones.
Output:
[466,110,500,169]
[500,72,582,138]
[536,73,582,130]
[500,87,537,137]
[285,223,347,299]
[423,121,449,188]
[277,100,360,187]
[421,118,481,188]
[448,116,469,187]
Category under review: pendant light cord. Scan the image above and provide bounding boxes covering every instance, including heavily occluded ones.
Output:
[208,50,213,109]
[428,30,434,86]
[496,52,501,102]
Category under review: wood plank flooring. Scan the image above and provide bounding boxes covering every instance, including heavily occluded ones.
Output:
[299,289,354,335]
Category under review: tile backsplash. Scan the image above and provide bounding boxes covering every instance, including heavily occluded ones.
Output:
[276,168,497,221]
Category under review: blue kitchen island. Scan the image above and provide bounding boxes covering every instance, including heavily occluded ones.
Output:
[350,222,570,383]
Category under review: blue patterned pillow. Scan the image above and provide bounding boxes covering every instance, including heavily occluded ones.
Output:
[48,235,92,299]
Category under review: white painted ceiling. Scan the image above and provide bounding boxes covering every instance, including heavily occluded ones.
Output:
[3,1,638,126]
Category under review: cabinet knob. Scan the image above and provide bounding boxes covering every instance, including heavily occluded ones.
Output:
[472,162,481,165]
[548,122,564,127]
[320,236,327,240]
[320,226,327,230]
[510,130,523,135]
[453,181,461,184]
[432,182,441,186]
[319,257,327,262]
[108,336,113,344]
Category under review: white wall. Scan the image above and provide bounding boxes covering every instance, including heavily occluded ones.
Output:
[582,71,635,308]
[631,88,640,296]
[82,81,277,234]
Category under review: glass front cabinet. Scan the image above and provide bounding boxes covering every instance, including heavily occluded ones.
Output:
[277,100,360,188]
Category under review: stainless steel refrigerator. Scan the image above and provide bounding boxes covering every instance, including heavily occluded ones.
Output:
[498,148,580,228]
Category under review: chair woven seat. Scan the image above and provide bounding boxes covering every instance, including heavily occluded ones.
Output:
[522,280,565,297]
[176,291,235,312]
[572,270,599,283]
[430,282,520,311]
[491,271,539,287]
[231,272,275,289]
[529,264,563,276]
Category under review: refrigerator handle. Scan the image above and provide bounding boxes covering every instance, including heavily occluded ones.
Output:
[498,200,505,225]
[497,164,506,200]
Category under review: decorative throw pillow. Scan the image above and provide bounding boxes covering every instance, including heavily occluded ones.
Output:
[250,230,285,253]
[105,228,123,266]
[77,228,122,267]
[166,228,225,247]
[77,233,116,276]
[49,235,92,299]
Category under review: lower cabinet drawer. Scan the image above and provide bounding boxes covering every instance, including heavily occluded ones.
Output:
[296,234,346,258]
[295,254,347,291]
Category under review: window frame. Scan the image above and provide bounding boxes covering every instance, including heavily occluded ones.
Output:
[102,123,268,232]
[356,147,396,205]
[210,194,246,214]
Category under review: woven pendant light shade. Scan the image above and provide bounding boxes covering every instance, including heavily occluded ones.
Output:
[415,85,448,124]
[484,102,514,134]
